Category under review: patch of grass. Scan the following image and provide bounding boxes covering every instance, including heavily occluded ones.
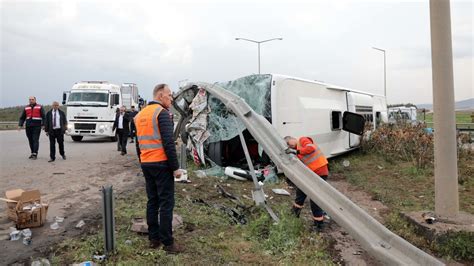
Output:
[418,111,472,124]
[435,231,474,261]
[51,169,335,264]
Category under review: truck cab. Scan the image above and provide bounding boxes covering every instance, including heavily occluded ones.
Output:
[63,81,122,141]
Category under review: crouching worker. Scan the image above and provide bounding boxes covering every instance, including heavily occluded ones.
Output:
[284,136,329,232]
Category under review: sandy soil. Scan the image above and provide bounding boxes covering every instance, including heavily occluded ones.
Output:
[0,130,143,264]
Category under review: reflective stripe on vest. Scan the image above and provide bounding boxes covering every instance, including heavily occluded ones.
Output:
[298,141,328,171]
[135,105,168,163]
[25,105,42,120]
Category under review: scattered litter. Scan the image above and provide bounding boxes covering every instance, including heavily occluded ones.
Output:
[21,228,32,238]
[422,212,436,224]
[53,172,65,175]
[182,189,187,192]
[173,214,184,230]
[342,160,350,167]
[352,251,362,255]
[175,169,191,183]
[75,220,85,229]
[258,181,264,187]
[124,240,132,245]
[131,214,184,233]
[130,218,148,233]
[55,216,64,223]
[123,165,132,168]
[194,170,207,178]
[9,230,20,241]
[31,258,51,266]
[418,195,425,198]
[373,208,377,211]
[72,261,95,266]
[50,222,60,230]
[192,198,247,225]
[377,165,384,170]
[93,255,107,262]
[271,188,290,196]
[22,236,31,245]
[269,196,273,200]
[242,195,252,200]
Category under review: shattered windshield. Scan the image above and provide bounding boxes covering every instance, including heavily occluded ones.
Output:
[207,74,272,142]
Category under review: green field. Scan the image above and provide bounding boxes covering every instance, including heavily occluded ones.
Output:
[418,111,473,124]
[0,106,66,122]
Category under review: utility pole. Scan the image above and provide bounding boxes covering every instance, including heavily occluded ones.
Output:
[429,0,459,217]
[372,47,387,100]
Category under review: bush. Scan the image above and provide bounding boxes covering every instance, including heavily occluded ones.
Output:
[362,123,434,168]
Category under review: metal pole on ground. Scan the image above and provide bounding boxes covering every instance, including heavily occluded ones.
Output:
[429,0,459,217]
[102,185,116,254]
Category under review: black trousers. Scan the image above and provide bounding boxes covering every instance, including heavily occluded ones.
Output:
[295,175,328,218]
[116,129,128,153]
[25,126,41,154]
[142,166,175,245]
[49,129,65,160]
[130,123,136,140]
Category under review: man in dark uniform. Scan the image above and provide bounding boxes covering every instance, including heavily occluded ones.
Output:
[128,105,138,143]
[135,84,183,254]
[44,101,68,162]
[18,96,45,160]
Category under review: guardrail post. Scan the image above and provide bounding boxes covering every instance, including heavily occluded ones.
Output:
[102,185,116,254]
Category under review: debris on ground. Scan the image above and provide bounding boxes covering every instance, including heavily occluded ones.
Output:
[175,169,191,183]
[130,214,184,233]
[75,220,85,229]
[3,189,49,229]
[72,261,96,266]
[50,222,60,230]
[271,188,291,196]
[93,254,107,262]
[192,198,248,225]
[31,258,51,266]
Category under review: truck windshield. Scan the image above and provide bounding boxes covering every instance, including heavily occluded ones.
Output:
[68,92,109,104]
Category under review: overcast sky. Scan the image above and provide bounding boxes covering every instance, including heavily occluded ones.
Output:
[1,0,472,107]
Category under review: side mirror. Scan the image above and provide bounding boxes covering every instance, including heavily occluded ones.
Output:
[114,94,120,105]
[62,93,67,105]
[342,111,365,135]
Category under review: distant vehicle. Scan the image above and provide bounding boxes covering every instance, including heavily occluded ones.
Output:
[173,74,388,166]
[62,81,139,142]
[388,106,418,124]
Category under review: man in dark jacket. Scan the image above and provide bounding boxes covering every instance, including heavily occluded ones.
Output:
[128,105,138,143]
[135,84,183,254]
[18,96,46,160]
[112,106,130,155]
[44,101,68,162]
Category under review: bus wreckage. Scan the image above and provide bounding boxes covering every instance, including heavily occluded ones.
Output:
[172,74,442,265]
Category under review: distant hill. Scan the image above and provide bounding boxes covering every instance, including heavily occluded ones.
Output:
[417,98,473,111]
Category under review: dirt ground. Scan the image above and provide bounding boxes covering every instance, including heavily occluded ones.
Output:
[0,130,143,264]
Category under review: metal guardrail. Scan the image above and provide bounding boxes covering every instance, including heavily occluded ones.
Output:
[195,82,443,265]
[0,121,18,129]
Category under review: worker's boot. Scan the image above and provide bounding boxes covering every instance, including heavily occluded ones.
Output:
[312,220,325,233]
[291,206,302,218]
[163,242,185,254]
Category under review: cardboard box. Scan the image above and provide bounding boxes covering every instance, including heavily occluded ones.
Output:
[1,189,48,229]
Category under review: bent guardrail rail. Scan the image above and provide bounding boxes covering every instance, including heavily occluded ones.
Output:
[195,82,443,265]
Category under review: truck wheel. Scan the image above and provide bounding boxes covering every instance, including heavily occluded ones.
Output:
[208,141,223,166]
[71,136,83,142]
[110,136,117,142]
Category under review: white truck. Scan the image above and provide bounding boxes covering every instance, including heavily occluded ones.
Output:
[62,81,139,142]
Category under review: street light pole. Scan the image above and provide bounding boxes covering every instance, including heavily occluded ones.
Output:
[372,47,387,99]
[235,37,283,74]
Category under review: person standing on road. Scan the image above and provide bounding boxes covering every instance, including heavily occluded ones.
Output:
[285,136,329,232]
[112,106,130,155]
[44,101,67,162]
[129,105,138,143]
[18,96,45,160]
[134,84,184,254]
